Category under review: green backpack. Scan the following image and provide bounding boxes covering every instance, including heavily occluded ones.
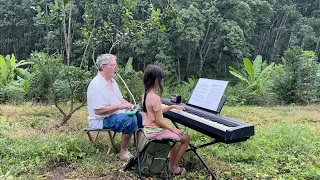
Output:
[136,135,174,175]
[124,130,176,179]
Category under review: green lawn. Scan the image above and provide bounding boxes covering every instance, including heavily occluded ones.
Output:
[1,103,320,179]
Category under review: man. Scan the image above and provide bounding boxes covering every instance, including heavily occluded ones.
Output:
[87,53,142,160]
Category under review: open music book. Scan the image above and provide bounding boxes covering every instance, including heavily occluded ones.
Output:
[187,78,228,112]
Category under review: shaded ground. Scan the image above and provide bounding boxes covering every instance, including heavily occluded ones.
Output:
[47,164,123,180]
[47,164,74,180]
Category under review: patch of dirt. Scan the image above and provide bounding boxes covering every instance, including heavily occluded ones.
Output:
[46,163,129,180]
[47,164,75,180]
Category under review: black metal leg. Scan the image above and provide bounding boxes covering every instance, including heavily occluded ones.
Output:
[135,129,143,180]
[188,145,218,180]
[171,120,218,180]
[167,159,171,180]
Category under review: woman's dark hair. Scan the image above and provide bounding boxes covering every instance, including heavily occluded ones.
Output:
[142,64,164,112]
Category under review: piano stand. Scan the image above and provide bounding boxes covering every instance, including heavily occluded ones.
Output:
[172,121,218,180]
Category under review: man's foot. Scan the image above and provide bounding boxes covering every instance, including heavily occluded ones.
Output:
[120,151,134,160]
[171,167,187,175]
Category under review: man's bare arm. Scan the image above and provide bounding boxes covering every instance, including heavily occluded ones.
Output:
[94,104,122,115]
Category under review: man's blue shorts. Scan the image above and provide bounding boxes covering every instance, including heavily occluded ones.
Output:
[103,112,143,134]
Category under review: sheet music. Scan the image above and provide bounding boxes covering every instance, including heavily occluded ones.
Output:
[188,78,228,112]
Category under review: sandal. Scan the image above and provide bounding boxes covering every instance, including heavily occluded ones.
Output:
[120,151,134,160]
[171,167,187,175]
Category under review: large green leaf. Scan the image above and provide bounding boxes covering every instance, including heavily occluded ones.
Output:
[243,58,254,80]
[0,55,8,85]
[16,60,34,68]
[14,68,27,78]
[229,66,243,75]
[229,70,249,84]
[10,54,16,70]
[258,62,274,80]
[253,55,262,79]
[124,57,133,73]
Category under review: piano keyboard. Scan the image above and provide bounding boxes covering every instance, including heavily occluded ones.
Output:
[164,105,229,131]
[162,98,255,143]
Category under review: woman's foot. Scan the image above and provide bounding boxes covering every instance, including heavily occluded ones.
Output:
[171,167,187,175]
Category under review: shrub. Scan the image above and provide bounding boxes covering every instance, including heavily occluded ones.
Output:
[52,79,71,101]
[271,47,318,104]
[57,66,92,102]
[0,79,26,103]
[224,83,263,106]
[27,52,91,103]
[4,85,26,103]
[27,52,62,102]
[27,69,51,102]
[0,83,5,103]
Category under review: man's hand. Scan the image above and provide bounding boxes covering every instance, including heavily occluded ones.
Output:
[119,103,134,110]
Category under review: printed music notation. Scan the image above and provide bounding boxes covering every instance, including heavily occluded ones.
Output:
[188,78,228,112]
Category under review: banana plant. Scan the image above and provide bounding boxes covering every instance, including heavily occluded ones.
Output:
[0,54,34,86]
[229,55,274,94]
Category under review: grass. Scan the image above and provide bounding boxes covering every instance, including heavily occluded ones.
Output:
[0,103,320,179]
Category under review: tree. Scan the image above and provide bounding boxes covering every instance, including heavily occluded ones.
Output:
[33,0,91,125]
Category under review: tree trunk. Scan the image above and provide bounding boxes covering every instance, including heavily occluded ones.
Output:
[185,50,191,80]
[177,59,181,82]
[262,14,279,61]
[63,4,72,69]
[271,13,288,61]
[198,23,214,77]
[287,31,293,49]
[60,101,86,125]
[300,38,305,49]
[315,35,320,57]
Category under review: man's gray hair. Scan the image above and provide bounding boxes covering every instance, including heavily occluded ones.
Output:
[96,54,117,71]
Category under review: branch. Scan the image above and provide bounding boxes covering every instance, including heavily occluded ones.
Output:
[109,39,121,54]
[54,100,67,117]
[199,22,211,54]
[92,49,96,69]
[70,101,86,115]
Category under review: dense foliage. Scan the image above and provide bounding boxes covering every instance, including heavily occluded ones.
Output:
[1,0,320,78]
[0,0,320,108]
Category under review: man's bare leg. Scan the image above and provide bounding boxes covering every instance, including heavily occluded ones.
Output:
[120,133,132,157]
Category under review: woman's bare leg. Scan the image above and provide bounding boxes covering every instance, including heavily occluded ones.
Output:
[170,134,190,174]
